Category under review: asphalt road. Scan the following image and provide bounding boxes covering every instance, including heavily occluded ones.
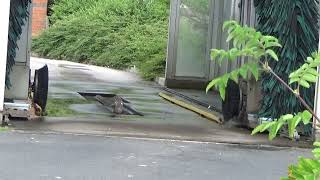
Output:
[0,131,311,180]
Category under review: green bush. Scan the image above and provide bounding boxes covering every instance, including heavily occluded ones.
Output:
[33,0,169,80]
[49,0,97,24]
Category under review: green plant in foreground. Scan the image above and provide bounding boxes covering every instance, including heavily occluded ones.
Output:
[207,21,320,180]
[282,142,320,180]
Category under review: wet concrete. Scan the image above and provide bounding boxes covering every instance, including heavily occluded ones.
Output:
[11,57,312,148]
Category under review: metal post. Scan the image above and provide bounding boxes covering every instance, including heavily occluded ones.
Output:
[314,27,320,140]
[0,0,11,121]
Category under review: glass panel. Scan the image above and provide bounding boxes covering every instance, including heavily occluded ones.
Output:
[175,0,210,78]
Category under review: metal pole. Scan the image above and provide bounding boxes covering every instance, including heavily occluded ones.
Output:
[314,27,320,140]
[0,0,11,120]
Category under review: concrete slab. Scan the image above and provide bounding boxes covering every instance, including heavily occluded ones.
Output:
[10,57,312,148]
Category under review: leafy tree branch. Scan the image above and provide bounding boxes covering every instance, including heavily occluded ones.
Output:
[207,20,320,179]
[207,21,319,136]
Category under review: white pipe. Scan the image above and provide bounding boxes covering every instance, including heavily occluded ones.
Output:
[0,0,11,112]
[314,28,320,139]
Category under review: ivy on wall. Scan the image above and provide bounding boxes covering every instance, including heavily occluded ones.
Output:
[254,0,319,119]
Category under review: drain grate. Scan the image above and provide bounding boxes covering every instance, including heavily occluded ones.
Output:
[78,92,143,116]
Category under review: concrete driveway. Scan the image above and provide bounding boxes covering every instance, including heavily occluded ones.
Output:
[10,57,312,148]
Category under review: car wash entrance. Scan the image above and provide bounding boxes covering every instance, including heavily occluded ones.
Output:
[1,0,251,123]
[0,0,293,144]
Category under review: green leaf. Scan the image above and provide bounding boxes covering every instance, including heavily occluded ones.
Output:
[269,122,278,140]
[312,148,320,159]
[228,48,239,61]
[302,111,312,125]
[249,63,260,81]
[252,123,265,135]
[300,79,311,88]
[206,78,220,93]
[302,158,320,171]
[242,48,254,56]
[219,83,226,101]
[290,165,305,179]
[288,115,302,138]
[302,64,309,69]
[211,49,221,60]
[239,65,248,79]
[307,57,314,63]
[226,33,234,42]
[266,49,279,61]
[307,68,318,76]
[230,70,239,83]
[303,174,316,180]
[262,35,278,43]
[275,121,285,136]
[289,77,300,84]
[221,74,230,86]
[314,142,320,147]
[282,114,294,121]
[261,121,276,132]
[290,72,299,79]
[264,42,282,48]
[245,39,258,48]
[233,38,239,48]
[303,74,317,83]
[223,20,237,31]
[218,52,227,65]
[299,158,317,174]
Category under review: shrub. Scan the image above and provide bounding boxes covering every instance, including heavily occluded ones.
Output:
[209,20,320,180]
[33,0,169,80]
[48,0,97,24]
